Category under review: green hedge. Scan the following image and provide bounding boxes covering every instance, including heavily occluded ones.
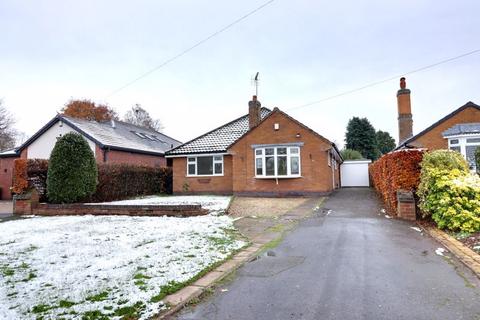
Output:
[89,164,172,202]
[418,150,480,232]
[18,161,172,203]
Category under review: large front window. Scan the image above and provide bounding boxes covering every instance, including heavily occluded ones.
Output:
[255,146,301,178]
[187,155,223,176]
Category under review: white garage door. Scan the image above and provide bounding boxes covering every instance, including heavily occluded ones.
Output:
[340,160,372,187]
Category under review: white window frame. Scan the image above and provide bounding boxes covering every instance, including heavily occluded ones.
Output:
[186,155,224,177]
[254,146,301,178]
[447,134,480,171]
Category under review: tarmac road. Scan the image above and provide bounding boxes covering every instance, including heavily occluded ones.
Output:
[177,188,480,320]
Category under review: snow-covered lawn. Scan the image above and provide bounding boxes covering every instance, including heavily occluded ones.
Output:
[93,195,232,213]
[0,213,245,319]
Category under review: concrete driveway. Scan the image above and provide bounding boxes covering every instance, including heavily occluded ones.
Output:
[177,188,480,320]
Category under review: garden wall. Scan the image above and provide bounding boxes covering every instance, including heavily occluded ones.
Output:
[369,149,425,215]
[12,159,172,203]
[14,191,207,217]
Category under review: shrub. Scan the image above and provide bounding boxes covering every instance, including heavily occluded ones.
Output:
[12,159,28,194]
[340,149,363,160]
[47,133,98,203]
[369,149,425,214]
[417,150,480,232]
[27,159,49,201]
[89,164,172,202]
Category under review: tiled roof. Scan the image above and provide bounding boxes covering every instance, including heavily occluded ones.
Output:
[61,116,182,154]
[442,123,480,137]
[14,115,182,156]
[167,108,271,155]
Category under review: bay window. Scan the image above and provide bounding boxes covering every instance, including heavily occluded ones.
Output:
[187,155,223,176]
[255,146,301,178]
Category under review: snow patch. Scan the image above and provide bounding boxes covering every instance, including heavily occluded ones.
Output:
[0,215,244,319]
[91,195,231,213]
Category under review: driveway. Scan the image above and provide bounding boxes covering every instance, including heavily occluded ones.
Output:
[0,201,14,222]
[177,188,480,320]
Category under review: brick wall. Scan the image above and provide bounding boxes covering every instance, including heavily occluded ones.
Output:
[172,156,233,194]
[397,190,416,221]
[230,111,338,196]
[95,145,166,167]
[410,106,480,150]
[0,157,18,200]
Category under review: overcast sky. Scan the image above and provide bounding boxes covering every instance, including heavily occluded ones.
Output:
[1,0,479,148]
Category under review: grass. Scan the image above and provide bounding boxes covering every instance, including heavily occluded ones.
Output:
[114,301,146,318]
[86,291,110,302]
[58,300,76,308]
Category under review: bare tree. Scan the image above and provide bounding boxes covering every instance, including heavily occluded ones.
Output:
[124,104,163,132]
[0,100,17,151]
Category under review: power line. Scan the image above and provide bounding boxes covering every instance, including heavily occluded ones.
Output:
[288,48,480,111]
[105,0,275,98]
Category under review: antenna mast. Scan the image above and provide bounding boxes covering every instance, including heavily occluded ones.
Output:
[252,72,259,96]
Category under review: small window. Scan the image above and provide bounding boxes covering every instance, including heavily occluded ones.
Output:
[256,158,263,175]
[449,139,459,145]
[132,131,147,139]
[449,146,461,153]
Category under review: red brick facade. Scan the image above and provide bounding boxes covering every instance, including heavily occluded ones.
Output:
[0,157,16,200]
[408,105,480,150]
[171,109,341,196]
[172,156,233,195]
[95,145,166,167]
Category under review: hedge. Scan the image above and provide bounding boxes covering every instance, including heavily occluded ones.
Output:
[89,164,172,202]
[369,149,425,215]
[12,160,172,203]
[417,150,480,232]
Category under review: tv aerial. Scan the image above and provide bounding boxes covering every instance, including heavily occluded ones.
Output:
[251,72,259,96]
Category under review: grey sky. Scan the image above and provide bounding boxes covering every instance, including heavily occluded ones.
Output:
[1,0,479,148]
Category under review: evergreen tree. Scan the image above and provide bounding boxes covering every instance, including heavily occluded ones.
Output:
[47,133,98,203]
[376,130,396,155]
[345,117,380,160]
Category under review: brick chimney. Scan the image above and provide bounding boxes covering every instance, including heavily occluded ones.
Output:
[248,95,261,129]
[397,77,413,143]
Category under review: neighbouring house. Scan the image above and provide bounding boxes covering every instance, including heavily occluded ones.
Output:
[0,115,181,200]
[165,96,342,196]
[394,77,480,168]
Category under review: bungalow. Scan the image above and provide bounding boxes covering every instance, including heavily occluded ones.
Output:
[0,115,181,200]
[394,77,480,168]
[166,96,342,196]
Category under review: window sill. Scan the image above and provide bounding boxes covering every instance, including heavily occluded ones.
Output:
[255,175,302,179]
[186,175,224,177]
